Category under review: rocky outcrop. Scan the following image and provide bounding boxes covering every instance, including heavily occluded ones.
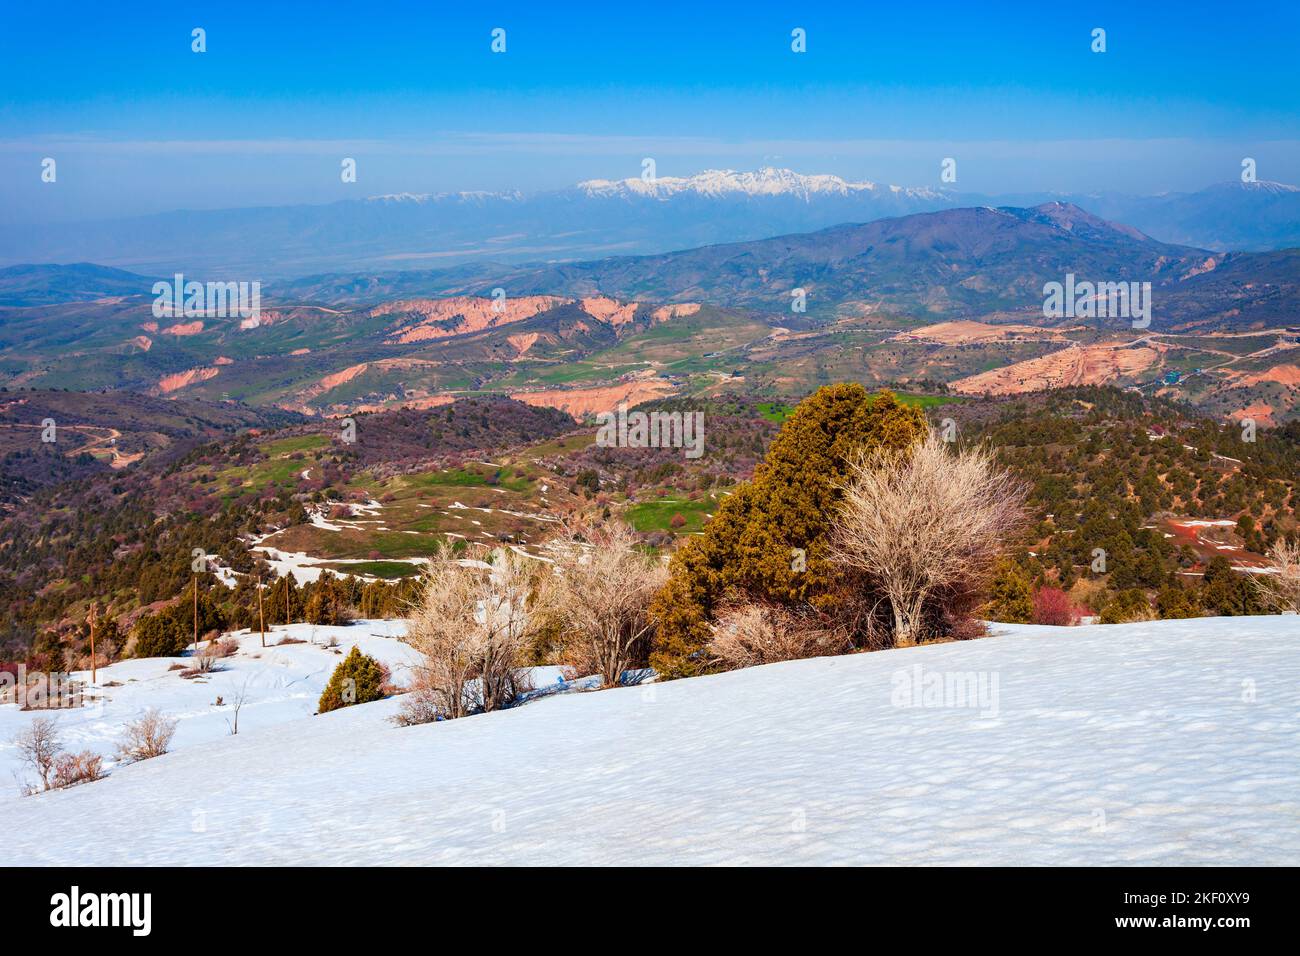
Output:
[509,378,675,416]
[374,295,570,344]
[157,366,220,394]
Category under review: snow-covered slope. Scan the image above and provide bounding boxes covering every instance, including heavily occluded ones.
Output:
[0,621,419,801]
[3,616,1297,865]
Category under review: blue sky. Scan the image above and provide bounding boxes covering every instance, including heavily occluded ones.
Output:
[2,0,1298,222]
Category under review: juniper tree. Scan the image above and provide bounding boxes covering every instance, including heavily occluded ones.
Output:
[648,385,926,677]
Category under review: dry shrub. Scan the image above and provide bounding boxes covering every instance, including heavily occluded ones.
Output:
[392,677,444,727]
[1254,537,1300,614]
[51,751,105,789]
[400,544,539,722]
[707,601,851,670]
[116,708,178,763]
[180,646,224,677]
[375,659,396,696]
[940,611,989,642]
[543,521,667,687]
[209,637,240,658]
[15,717,106,793]
[831,432,1027,647]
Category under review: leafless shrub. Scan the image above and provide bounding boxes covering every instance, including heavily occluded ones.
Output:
[707,601,851,670]
[1254,537,1300,614]
[830,431,1027,647]
[51,751,105,789]
[180,646,224,678]
[116,708,178,763]
[543,521,668,687]
[392,676,445,727]
[13,716,61,792]
[401,544,540,720]
[209,637,240,658]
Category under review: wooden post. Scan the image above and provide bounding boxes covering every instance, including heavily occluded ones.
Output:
[258,574,266,648]
[193,572,199,652]
[88,603,97,684]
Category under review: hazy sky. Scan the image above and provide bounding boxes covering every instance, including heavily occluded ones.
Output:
[2,0,1298,223]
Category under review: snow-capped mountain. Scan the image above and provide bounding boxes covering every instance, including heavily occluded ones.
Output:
[364,168,950,204]
[0,168,961,277]
[364,189,526,205]
[1206,179,1300,195]
[2,171,1297,277]
[577,166,951,201]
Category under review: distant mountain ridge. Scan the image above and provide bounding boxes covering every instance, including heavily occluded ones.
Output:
[278,202,1300,332]
[1077,180,1300,252]
[573,166,951,201]
[368,167,950,203]
[3,168,1296,278]
[2,201,1299,422]
[0,262,162,306]
[7,199,1299,336]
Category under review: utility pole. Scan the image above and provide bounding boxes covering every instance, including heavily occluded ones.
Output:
[88,602,97,684]
[258,574,266,648]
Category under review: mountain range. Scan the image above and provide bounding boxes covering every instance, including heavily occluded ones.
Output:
[276,201,1300,331]
[2,168,1297,278]
[3,198,1298,422]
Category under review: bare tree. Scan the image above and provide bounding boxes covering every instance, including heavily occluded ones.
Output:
[707,601,850,670]
[544,520,667,687]
[226,678,252,736]
[116,708,178,763]
[401,543,539,721]
[830,431,1027,647]
[1254,537,1300,614]
[14,716,62,792]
